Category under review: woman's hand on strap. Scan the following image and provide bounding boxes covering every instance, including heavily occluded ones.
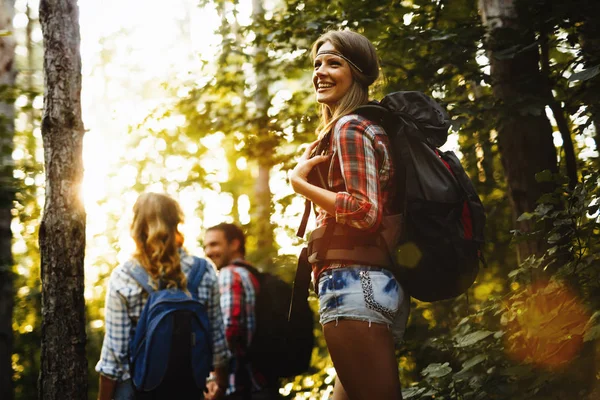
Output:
[288,140,330,193]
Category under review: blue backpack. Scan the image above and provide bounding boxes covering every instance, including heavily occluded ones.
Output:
[127,256,213,397]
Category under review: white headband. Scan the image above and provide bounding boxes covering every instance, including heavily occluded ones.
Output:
[316,50,364,73]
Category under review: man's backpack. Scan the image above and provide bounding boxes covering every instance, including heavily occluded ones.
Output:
[127,256,212,398]
[300,91,486,302]
[232,260,315,380]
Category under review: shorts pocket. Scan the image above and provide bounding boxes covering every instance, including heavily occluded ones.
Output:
[360,270,400,320]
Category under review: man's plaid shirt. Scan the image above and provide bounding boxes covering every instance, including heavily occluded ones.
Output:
[95,251,231,381]
[218,263,262,394]
[314,114,396,279]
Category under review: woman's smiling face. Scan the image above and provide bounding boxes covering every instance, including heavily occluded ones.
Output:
[313,41,354,110]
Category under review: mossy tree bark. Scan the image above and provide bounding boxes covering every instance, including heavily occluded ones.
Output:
[38,0,87,398]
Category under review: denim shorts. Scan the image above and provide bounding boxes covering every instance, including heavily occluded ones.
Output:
[317,266,410,344]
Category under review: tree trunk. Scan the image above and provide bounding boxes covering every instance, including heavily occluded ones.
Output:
[578,16,600,166]
[479,0,558,261]
[470,80,496,193]
[540,31,577,189]
[251,0,276,270]
[38,1,87,399]
[0,1,16,398]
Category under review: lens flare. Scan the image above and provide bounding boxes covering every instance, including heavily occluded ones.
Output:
[503,280,589,369]
[396,241,422,268]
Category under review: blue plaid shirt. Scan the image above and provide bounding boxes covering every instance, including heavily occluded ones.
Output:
[95,252,231,381]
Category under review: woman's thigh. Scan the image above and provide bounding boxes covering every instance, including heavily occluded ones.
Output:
[317,267,407,400]
[324,320,401,400]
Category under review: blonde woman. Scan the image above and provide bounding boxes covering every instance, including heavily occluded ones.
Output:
[289,30,410,400]
[96,193,230,399]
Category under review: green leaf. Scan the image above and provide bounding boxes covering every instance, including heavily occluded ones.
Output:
[401,387,427,399]
[584,312,600,342]
[508,268,523,278]
[547,233,562,244]
[456,354,487,375]
[517,212,533,222]
[553,218,572,227]
[537,193,560,205]
[568,65,600,83]
[534,203,554,216]
[430,33,458,42]
[455,330,494,347]
[535,170,554,183]
[421,362,453,378]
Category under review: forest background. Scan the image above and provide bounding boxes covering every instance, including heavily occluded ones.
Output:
[1,0,599,399]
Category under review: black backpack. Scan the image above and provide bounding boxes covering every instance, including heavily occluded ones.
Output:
[299,91,486,302]
[232,260,315,380]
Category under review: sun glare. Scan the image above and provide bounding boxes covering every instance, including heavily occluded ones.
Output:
[79,0,221,285]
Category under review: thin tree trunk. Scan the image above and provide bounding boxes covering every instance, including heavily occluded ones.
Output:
[479,0,558,261]
[38,1,87,399]
[251,0,276,270]
[0,1,16,398]
[578,16,600,166]
[470,80,496,192]
[540,31,577,189]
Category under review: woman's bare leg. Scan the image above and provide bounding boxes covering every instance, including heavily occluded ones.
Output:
[324,319,402,400]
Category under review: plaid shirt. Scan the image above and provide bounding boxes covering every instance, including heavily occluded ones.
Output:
[218,263,262,394]
[314,114,396,278]
[95,251,231,381]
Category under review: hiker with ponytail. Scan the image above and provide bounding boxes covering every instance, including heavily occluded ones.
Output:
[96,193,230,400]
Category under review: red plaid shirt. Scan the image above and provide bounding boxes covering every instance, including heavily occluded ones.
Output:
[313,114,396,280]
[218,264,263,394]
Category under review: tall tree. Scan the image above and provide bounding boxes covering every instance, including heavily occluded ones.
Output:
[250,0,276,268]
[38,0,87,398]
[577,12,600,162]
[0,1,16,398]
[479,0,558,260]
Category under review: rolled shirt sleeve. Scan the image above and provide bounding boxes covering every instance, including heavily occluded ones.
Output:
[332,116,392,231]
[95,267,139,381]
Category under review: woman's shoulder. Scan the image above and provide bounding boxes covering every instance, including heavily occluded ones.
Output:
[180,252,218,281]
[107,259,144,296]
[334,113,385,141]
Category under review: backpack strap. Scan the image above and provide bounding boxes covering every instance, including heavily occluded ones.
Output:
[186,256,208,300]
[231,259,261,278]
[296,132,332,239]
[296,199,312,238]
[126,262,156,295]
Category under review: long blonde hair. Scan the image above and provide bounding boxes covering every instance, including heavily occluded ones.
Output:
[131,192,186,289]
[311,30,380,138]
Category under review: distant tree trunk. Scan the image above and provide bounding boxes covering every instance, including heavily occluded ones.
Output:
[578,16,600,165]
[479,0,558,261]
[38,1,87,399]
[0,1,16,399]
[251,0,276,270]
[539,31,577,189]
[470,80,496,193]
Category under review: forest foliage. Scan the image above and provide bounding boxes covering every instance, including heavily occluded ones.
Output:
[6,0,600,399]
